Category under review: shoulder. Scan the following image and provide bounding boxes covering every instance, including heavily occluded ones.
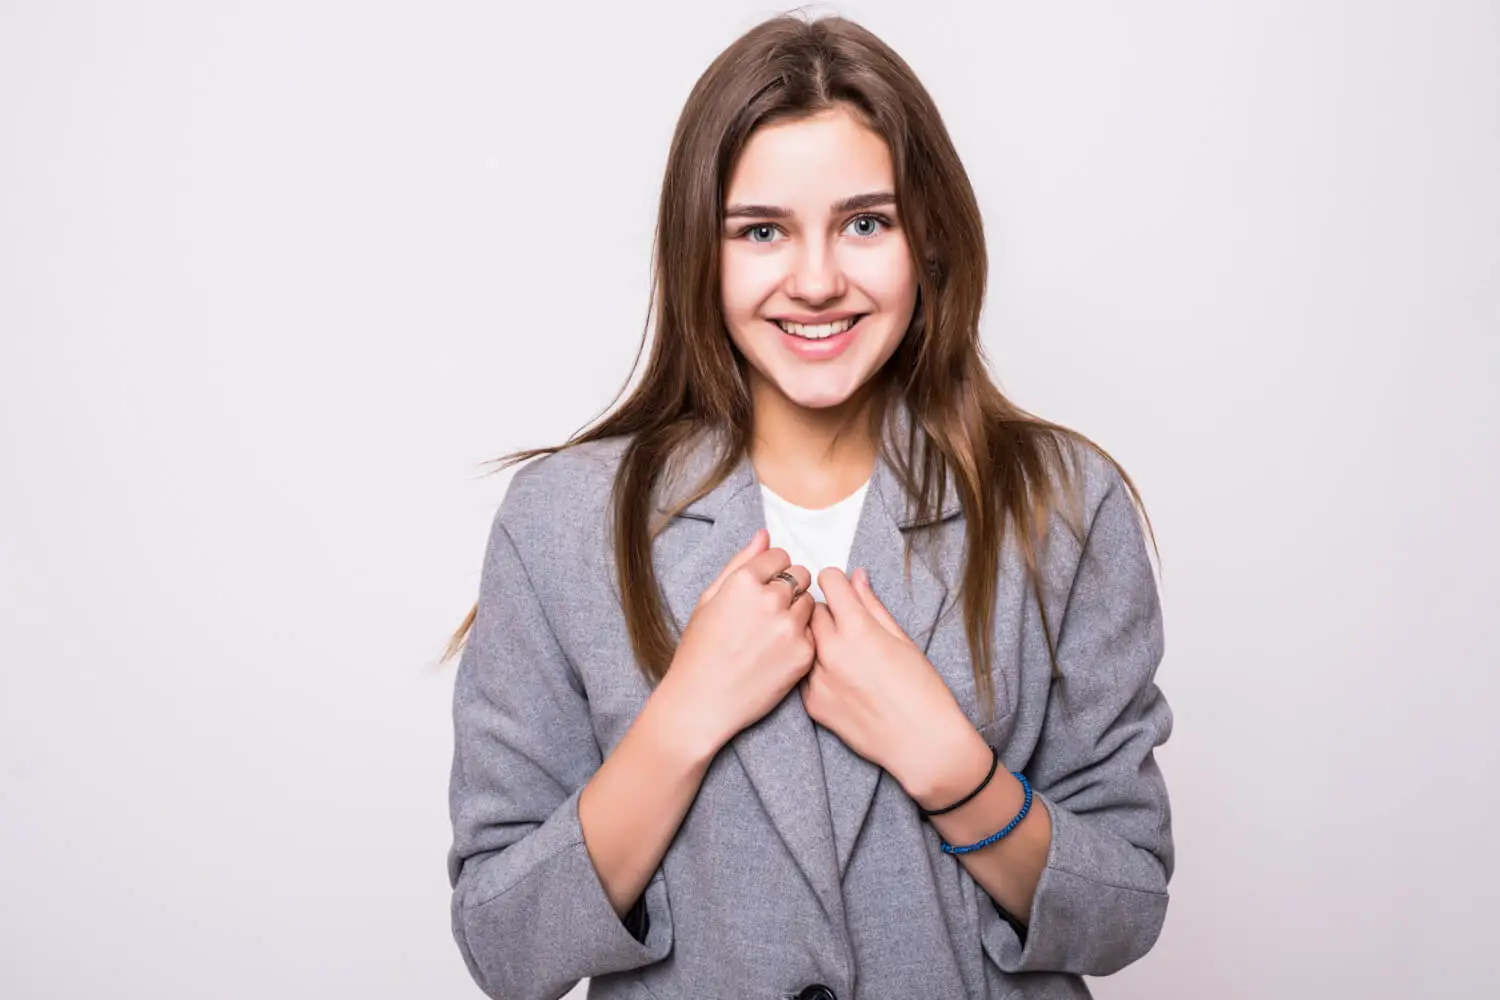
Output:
[494,435,632,554]
[1056,435,1134,532]
[1034,431,1155,600]
[500,436,629,516]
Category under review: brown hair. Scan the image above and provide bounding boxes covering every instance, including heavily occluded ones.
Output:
[442,13,1150,717]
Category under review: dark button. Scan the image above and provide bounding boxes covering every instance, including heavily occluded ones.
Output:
[796,987,836,1000]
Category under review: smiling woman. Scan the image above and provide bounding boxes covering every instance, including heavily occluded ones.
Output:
[444,12,1173,1000]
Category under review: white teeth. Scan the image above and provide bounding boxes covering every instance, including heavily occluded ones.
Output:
[776,316,860,339]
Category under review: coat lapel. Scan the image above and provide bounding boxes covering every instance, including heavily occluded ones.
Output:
[653,405,965,900]
[655,432,845,926]
[820,427,957,876]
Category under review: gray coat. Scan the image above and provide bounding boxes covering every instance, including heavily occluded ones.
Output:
[447,408,1174,1000]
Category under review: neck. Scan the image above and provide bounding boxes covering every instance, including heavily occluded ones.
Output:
[746,372,882,508]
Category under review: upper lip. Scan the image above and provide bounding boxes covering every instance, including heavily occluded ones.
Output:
[769,312,866,324]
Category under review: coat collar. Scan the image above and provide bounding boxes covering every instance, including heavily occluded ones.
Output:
[655,401,963,922]
[657,399,963,527]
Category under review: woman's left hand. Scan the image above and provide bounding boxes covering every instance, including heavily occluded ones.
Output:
[802,567,975,799]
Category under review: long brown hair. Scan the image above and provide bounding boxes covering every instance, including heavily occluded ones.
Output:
[442,13,1151,716]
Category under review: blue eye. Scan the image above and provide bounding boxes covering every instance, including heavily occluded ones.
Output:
[734,215,891,243]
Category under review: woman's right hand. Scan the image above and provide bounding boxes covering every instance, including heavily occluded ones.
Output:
[656,528,816,754]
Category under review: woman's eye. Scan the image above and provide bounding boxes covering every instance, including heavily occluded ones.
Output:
[745,224,780,243]
[845,214,888,238]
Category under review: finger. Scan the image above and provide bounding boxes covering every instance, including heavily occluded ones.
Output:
[699,528,767,605]
[742,546,793,584]
[816,567,867,627]
[809,600,835,645]
[790,585,816,625]
[851,567,908,641]
[774,563,812,597]
[762,561,811,613]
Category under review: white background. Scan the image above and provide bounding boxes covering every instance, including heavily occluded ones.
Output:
[2,2,1496,997]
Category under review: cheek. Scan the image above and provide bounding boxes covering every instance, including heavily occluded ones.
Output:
[848,248,918,364]
[845,237,917,305]
[720,247,780,321]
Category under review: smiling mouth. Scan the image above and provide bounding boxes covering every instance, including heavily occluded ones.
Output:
[773,315,866,340]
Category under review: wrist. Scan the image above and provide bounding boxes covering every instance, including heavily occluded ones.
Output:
[643,674,727,768]
[904,725,996,813]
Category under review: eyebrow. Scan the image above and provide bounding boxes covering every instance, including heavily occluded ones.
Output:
[723,191,897,220]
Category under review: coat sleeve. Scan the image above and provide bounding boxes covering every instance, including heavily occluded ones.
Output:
[447,491,674,1000]
[979,462,1175,976]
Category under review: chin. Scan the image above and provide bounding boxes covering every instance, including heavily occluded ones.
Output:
[773,372,867,411]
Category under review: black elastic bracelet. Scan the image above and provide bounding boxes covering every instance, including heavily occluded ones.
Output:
[919,746,1000,818]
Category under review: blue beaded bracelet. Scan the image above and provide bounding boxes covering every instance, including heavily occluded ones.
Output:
[939,770,1033,856]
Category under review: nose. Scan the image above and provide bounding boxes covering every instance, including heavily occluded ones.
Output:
[785,238,846,305]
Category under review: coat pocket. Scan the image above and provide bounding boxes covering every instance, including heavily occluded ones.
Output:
[585,973,665,1000]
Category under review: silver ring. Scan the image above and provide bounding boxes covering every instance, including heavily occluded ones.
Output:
[769,569,806,604]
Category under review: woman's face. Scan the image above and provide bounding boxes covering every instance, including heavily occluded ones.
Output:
[720,106,918,412]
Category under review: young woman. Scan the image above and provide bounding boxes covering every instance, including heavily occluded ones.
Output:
[445,14,1173,1000]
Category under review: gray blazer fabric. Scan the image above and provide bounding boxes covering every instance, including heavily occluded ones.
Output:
[447,409,1174,999]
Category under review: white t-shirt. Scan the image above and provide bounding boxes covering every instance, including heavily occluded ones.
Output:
[758,477,871,604]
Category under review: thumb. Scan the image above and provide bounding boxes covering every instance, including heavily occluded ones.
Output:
[700,528,768,606]
[852,568,909,642]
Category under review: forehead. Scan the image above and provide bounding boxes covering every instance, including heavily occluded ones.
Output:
[724,107,894,206]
